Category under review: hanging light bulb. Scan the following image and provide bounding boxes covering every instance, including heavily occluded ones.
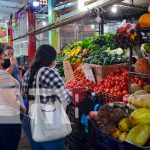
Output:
[91,24,95,29]
[78,0,85,11]
[42,21,47,26]
[33,1,40,7]
[111,5,117,13]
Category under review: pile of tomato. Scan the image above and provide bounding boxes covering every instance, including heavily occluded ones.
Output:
[93,67,145,97]
[66,79,96,92]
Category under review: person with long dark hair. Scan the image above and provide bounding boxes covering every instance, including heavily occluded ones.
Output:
[22,45,72,150]
[0,47,25,150]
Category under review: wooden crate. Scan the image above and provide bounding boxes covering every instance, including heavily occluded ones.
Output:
[86,63,127,83]
[63,61,75,81]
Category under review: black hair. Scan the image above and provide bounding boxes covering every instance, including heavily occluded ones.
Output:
[28,44,57,86]
[5,46,14,50]
[0,47,4,55]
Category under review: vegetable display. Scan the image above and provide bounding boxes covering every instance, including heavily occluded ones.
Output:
[93,67,145,97]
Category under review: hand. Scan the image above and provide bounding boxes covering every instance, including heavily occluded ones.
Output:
[10,57,16,66]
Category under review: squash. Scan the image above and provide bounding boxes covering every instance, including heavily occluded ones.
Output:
[139,14,150,27]
[126,124,150,146]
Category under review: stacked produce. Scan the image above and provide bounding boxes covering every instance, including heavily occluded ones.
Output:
[85,47,128,65]
[117,108,150,147]
[139,4,150,27]
[134,45,150,74]
[95,102,150,147]
[114,23,142,49]
[58,32,129,68]
[93,67,145,97]
[66,79,96,92]
[95,102,131,135]
[73,64,86,80]
[62,39,90,65]
[128,83,150,109]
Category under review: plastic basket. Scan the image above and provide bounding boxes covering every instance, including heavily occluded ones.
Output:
[123,141,150,150]
[88,119,125,150]
[102,93,123,105]
[88,119,104,148]
[65,131,87,150]
[70,88,88,105]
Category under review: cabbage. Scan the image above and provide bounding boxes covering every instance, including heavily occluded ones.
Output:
[141,43,150,55]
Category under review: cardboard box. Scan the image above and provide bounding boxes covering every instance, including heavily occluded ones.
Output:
[86,63,127,83]
[63,61,75,81]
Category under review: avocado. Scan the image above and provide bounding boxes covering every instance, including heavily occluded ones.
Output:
[101,51,108,58]
[99,56,104,62]
[103,57,111,65]
[110,57,115,64]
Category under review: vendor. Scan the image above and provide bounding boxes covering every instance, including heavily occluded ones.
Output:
[4,46,20,82]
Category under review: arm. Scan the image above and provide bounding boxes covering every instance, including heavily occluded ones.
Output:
[41,68,72,106]
[6,57,15,74]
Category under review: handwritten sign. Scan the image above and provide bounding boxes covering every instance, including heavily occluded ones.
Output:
[82,64,95,82]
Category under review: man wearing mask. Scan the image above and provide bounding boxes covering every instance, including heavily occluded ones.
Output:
[4,46,20,82]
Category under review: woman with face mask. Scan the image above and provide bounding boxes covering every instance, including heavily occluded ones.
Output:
[22,45,72,150]
[4,46,20,82]
[0,47,26,150]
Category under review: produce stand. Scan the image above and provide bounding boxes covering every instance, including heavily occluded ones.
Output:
[62,3,150,150]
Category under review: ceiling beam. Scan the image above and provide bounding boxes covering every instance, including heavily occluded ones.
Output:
[13,0,123,41]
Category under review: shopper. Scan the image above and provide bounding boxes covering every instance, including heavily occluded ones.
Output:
[0,47,25,150]
[4,46,20,81]
[22,44,72,150]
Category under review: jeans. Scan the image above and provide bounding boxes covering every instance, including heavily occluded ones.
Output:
[0,124,21,150]
[22,115,64,150]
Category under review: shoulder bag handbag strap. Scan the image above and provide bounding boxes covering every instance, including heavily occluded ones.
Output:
[35,67,46,104]
[26,67,43,114]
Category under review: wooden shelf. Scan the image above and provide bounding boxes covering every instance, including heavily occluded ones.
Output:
[129,71,150,79]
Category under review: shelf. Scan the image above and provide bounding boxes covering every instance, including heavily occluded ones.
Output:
[138,27,150,32]
[129,72,150,78]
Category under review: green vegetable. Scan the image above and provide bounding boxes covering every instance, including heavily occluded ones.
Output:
[141,43,150,55]
[101,52,108,58]
[103,57,110,65]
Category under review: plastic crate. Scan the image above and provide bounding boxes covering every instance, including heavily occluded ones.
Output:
[70,88,88,105]
[102,93,123,105]
[123,141,150,150]
[88,119,125,150]
[65,131,87,150]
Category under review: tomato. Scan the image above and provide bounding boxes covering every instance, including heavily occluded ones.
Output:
[122,90,128,96]
[109,72,115,76]
[117,91,123,97]
[138,80,145,87]
[89,111,97,120]
[105,89,110,94]
[115,81,119,86]
[116,86,122,91]
[110,88,116,94]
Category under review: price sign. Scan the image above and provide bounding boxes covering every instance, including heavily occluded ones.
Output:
[82,64,95,82]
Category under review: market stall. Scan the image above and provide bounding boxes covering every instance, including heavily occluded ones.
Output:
[56,3,150,150]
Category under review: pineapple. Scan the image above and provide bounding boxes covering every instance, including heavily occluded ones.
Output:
[135,47,150,74]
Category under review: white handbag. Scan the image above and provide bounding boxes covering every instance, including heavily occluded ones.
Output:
[30,67,72,142]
